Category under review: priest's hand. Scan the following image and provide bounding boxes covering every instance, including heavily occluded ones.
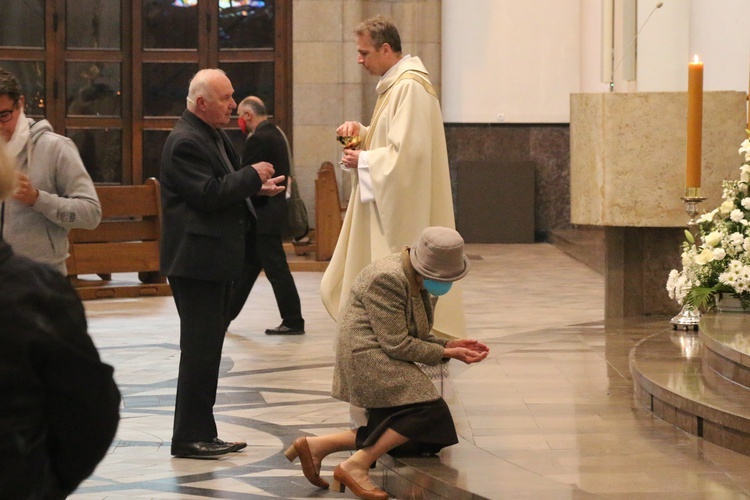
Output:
[340,149,360,169]
[336,121,361,137]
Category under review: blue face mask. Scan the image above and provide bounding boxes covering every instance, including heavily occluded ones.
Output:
[423,279,452,296]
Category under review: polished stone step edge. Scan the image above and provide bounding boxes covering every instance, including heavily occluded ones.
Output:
[630,330,750,457]
[700,321,750,389]
[371,446,492,500]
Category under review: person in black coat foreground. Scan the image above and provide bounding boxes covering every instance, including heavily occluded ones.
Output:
[0,140,121,498]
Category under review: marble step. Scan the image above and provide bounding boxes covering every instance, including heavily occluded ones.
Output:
[630,320,750,457]
[699,312,750,388]
[372,439,577,500]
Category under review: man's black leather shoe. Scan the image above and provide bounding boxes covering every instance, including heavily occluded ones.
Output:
[171,438,244,458]
[265,325,305,335]
[216,438,247,452]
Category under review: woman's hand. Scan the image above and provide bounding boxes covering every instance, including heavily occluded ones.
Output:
[445,339,489,353]
[443,339,489,364]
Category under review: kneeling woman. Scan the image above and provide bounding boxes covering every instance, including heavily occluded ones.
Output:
[286,227,489,500]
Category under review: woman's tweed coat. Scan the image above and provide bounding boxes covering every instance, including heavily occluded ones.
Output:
[331,249,449,409]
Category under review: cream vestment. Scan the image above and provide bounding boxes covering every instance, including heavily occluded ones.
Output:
[321,56,466,339]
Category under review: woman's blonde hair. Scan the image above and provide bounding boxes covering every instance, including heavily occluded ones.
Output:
[0,140,15,200]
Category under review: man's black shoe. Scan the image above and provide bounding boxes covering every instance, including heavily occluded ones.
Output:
[171,438,244,458]
[265,325,305,335]
[216,438,247,452]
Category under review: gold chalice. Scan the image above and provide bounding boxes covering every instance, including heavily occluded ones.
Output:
[336,135,361,149]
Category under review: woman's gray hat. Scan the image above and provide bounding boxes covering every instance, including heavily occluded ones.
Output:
[409,226,470,282]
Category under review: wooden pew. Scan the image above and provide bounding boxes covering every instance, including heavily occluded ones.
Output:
[66,177,171,300]
[292,161,346,261]
[310,161,346,261]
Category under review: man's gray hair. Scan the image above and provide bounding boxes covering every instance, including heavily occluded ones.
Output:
[187,68,227,109]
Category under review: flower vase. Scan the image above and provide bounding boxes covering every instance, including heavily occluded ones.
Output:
[716,296,749,313]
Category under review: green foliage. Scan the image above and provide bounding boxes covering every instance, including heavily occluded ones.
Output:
[685,284,736,311]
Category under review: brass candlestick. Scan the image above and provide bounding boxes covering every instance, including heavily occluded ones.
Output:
[670,187,706,331]
[681,186,707,226]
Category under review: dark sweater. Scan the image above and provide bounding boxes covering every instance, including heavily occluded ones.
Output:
[0,239,120,498]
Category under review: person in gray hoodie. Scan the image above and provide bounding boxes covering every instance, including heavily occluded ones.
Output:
[0,67,101,274]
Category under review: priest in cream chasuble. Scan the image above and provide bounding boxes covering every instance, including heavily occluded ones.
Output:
[321,17,466,339]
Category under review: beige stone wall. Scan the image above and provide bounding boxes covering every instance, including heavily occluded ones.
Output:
[570,91,747,227]
[291,0,442,225]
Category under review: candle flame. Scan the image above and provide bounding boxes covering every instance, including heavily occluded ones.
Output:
[693,54,700,63]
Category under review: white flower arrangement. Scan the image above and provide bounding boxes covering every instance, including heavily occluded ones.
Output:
[666,135,750,310]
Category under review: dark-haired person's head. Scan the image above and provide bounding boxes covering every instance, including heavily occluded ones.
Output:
[0,67,25,142]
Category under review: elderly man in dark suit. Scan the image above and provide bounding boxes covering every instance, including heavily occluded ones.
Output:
[160,68,285,459]
[228,96,305,334]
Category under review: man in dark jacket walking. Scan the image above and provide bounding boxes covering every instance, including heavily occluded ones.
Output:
[228,96,305,335]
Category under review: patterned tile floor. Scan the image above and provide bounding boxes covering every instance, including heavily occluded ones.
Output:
[69,244,750,499]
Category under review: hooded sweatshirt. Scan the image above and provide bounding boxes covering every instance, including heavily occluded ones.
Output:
[1,118,101,274]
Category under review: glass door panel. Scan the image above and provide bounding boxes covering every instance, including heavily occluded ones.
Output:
[143,0,199,49]
[66,62,122,117]
[0,2,45,48]
[66,0,122,49]
[142,62,199,117]
[219,0,274,49]
[221,61,274,114]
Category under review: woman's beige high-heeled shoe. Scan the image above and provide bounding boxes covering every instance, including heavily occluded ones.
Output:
[331,464,389,500]
[284,437,329,489]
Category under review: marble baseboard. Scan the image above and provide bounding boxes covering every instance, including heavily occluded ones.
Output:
[445,124,571,236]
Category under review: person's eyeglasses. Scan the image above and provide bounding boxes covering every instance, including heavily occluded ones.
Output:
[0,102,18,123]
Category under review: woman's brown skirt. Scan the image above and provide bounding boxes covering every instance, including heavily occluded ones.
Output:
[356,398,458,457]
